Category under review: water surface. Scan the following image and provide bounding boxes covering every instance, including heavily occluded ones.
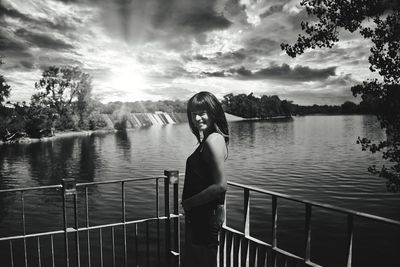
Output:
[0,115,399,267]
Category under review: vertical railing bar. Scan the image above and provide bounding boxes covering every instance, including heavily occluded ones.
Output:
[74,193,81,267]
[271,195,278,267]
[304,204,312,263]
[146,221,150,267]
[21,191,28,267]
[219,229,226,267]
[135,223,138,267]
[345,214,354,267]
[243,188,250,237]
[9,240,14,267]
[111,227,116,267]
[164,170,179,267]
[172,171,180,267]
[122,181,127,267]
[62,184,70,267]
[156,178,160,267]
[99,228,103,267]
[156,178,160,218]
[51,234,55,267]
[239,236,248,267]
[164,176,171,267]
[37,236,42,267]
[85,186,91,267]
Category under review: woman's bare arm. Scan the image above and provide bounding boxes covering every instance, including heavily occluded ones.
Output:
[182,133,227,210]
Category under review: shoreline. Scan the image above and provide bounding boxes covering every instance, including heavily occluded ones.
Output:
[0,129,117,145]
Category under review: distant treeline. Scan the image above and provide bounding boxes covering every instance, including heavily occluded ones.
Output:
[221,93,377,118]
[99,93,377,119]
[222,93,291,118]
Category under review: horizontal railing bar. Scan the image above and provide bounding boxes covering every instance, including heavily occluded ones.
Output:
[0,230,65,241]
[273,247,306,263]
[228,181,400,226]
[0,175,170,194]
[0,184,62,193]
[77,176,166,187]
[0,214,183,241]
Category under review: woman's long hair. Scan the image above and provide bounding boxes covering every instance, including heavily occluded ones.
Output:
[187,91,229,146]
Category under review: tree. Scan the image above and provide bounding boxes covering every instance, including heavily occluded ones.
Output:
[341,101,358,114]
[33,66,93,130]
[0,58,11,106]
[281,0,400,191]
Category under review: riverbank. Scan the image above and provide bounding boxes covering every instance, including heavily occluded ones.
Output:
[0,129,117,145]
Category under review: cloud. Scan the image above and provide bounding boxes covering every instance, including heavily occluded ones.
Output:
[245,37,280,53]
[201,70,227,77]
[14,28,74,50]
[222,0,249,26]
[259,4,284,18]
[0,29,29,52]
[0,3,78,32]
[230,64,336,81]
[177,12,232,33]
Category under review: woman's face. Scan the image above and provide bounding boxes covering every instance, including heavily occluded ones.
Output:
[191,110,213,132]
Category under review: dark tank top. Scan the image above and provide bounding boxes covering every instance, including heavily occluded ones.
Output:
[182,140,226,211]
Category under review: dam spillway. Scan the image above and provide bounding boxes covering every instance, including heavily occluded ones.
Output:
[107,112,188,129]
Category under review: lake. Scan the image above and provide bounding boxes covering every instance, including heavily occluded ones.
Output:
[0,115,399,267]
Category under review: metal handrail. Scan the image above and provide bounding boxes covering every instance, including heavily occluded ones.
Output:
[1,176,399,267]
[221,181,400,267]
[0,171,181,267]
[228,181,400,226]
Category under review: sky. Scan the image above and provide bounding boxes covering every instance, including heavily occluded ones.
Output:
[0,0,376,105]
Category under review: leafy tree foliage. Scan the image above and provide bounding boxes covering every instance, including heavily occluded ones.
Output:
[281,0,400,191]
[0,57,13,138]
[0,75,11,106]
[222,93,292,118]
[33,66,93,130]
[0,58,11,106]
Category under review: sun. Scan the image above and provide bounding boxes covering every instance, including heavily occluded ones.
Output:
[110,65,148,99]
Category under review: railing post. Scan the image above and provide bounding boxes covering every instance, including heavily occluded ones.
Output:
[243,188,250,237]
[62,178,77,267]
[271,195,278,267]
[304,204,312,264]
[345,214,354,267]
[164,170,180,267]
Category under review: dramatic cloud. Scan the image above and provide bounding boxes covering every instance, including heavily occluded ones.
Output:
[201,64,336,81]
[0,0,373,105]
[14,28,74,50]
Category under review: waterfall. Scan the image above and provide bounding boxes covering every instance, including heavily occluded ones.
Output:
[107,112,188,129]
[163,113,176,124]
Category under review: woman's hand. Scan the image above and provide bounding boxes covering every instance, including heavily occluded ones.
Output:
[181,199,191,212]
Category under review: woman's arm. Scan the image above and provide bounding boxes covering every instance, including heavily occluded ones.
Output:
[182,133,227,211]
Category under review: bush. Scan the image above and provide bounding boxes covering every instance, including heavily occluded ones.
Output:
[88,113,108,130]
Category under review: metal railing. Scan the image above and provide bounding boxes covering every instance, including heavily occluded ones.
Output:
[1,173,400,267]
[0,170,181,267]
[219,181,400,267]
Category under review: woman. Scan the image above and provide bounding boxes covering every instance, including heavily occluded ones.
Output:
[181,91,229,267]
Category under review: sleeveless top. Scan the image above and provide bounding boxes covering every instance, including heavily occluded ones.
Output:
[182,139,226,213]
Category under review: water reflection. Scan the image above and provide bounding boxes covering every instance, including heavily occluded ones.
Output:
[78,135,97,183]
[115,130,132,163]
[26,139,76,185]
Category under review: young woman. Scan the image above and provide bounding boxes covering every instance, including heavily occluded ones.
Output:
[181,91,229,267]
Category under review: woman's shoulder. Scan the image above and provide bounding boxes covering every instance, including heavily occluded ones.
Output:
[202,132,227,158]
[204,132,225,145]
